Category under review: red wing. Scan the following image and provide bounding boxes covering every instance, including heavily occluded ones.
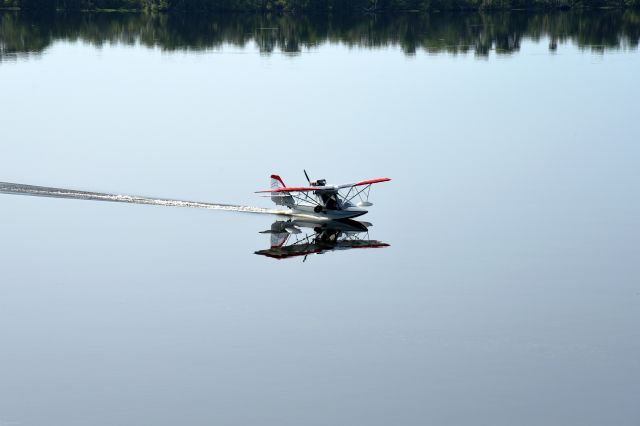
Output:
[336,177,391,189]
[257,177,390,193]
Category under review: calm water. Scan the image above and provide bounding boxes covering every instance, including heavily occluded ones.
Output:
[1,10,639,426]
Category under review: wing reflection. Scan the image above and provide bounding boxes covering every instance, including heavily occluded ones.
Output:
[255,218,389,261]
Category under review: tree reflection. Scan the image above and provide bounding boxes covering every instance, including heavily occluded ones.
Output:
[1,10,638,61]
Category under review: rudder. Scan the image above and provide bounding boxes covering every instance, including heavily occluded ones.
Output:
[270,174,293,206]
[271,174,286,189]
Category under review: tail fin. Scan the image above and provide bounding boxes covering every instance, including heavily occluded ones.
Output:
[271,174,286,189]
[270,174,293,206]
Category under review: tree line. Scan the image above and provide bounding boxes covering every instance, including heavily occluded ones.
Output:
[2,9,638,60]
[3,0,640,12]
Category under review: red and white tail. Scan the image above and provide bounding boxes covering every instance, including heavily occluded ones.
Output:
[271,174,286,189]
[269,174,293,206]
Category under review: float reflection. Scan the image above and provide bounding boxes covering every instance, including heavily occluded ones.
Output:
[255,218,389,261]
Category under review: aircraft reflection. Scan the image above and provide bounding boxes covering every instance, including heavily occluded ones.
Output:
[255,218,389,261]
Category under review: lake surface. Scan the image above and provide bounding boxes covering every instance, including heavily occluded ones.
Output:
[1,10,639,426]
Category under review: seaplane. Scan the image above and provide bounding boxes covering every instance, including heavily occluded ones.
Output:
[255,218,389,261]
[256,171,390,220]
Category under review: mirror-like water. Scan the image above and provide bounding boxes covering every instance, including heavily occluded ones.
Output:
[1,10,639,426]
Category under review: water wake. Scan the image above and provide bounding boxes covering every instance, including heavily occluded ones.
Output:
[0,182,287,216]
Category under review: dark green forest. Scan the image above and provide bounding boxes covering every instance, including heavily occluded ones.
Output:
[2,9,639,60]
[2,0,640,12]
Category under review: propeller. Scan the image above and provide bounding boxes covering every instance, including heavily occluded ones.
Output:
[304,169,311,184]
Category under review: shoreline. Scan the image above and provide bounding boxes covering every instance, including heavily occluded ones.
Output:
[2,4,638,14]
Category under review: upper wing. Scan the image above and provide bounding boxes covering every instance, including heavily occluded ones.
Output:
[256,178,390,193]
[336,177,391,189]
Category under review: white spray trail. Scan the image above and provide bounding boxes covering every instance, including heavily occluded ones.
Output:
[0,182,288,216]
